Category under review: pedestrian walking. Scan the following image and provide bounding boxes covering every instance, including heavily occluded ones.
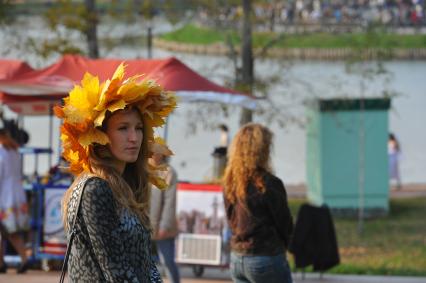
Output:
[0,129,30,274]
[388,133,402,190]
[150,143,180,283]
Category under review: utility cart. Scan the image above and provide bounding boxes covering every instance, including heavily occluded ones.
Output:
[175,182,230,277]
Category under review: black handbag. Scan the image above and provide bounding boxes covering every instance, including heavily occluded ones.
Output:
[59,176,90,283]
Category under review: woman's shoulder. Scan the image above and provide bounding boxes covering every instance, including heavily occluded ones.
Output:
[84,176,111,193]
[72,174,111,198]
[78,176,116,208]
[263,171,283,184]
[262,172,286,192]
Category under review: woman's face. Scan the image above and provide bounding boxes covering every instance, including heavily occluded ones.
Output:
[106,109,143,167]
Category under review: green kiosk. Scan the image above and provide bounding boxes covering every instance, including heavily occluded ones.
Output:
[306,98,391,217]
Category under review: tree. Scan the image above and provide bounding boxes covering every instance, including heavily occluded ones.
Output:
[29,0,99,58]
[173,1,401,134]
[0,0,12,23]
[29,0,186,60]
[239,0,254,125]
[187,0,289,126]
[0,1,31,58]
[84,0,99,58]
[29,1,152,59]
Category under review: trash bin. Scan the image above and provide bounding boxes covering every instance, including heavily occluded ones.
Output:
[306,98,391,216]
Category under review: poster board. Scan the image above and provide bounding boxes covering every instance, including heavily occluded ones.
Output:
[176,183,230,266]
[42,186,67,256]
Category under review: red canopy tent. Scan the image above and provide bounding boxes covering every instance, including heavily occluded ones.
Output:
[0,54,256,115]
[0,59,34,79]
[0,59,47,115]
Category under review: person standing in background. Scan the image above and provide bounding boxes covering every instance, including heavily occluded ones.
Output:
[388,133,402,190]
[211,124,230,180]
[150,142,180,283]
[0,129,29,274]
[219,124,230,149]
[223,123,294,283]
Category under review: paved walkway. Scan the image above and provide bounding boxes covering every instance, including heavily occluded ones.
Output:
[1,267,426,283]
[2,184,425,283]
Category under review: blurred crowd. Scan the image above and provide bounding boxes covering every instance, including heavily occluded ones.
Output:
[198,0,425,30]
[270,0,425,27]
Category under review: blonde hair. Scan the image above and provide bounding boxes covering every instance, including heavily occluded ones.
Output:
[62,108,151,230]
[222,123,273,204]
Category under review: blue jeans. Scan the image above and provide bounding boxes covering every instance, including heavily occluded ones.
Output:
[156,238,180,283]
[230,252,293,283]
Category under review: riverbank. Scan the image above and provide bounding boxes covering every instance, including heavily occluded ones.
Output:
[154,38,426,60]
[155,24,426,60]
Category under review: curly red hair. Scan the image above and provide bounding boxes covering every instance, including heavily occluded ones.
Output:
[222,123,273,204]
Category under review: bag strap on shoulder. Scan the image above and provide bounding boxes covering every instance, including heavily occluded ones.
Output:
[59,175,91,283]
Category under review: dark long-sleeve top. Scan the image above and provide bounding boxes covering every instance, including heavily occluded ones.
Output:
[66,177,162,283]
[224,171,294,256]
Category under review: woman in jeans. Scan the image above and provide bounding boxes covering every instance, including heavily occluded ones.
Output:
[223,123,294,283]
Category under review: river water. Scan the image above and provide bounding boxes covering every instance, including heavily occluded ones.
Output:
[1,17,425,185]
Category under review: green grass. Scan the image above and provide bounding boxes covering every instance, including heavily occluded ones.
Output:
[287,197,426,276]
[160,24,230,45]
[159,24,426,49]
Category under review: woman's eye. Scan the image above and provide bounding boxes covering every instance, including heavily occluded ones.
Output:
[118,126,127,131]
[136,126,143,131]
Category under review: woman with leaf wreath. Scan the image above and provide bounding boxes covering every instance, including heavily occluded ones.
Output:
[56,64,177,282]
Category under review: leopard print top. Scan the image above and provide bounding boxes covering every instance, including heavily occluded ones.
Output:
[66,176,162,283]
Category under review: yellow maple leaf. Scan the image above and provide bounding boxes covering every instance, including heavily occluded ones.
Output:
[150,137,174,156]
[118,81,150,104]
[68,86,87,109]
[95,63,126,111]
[106,99,126,113]
[63,105,87,125]
[64,149,80,165]
[93,99,126,127]
[111,63,125,81]
[144,113,165,127]
[81,72,100,106]
[78,128,109,146]
[94,109,107,127]
[149,174,168,190]
[137,97,154,114]
[53,105,64,118]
